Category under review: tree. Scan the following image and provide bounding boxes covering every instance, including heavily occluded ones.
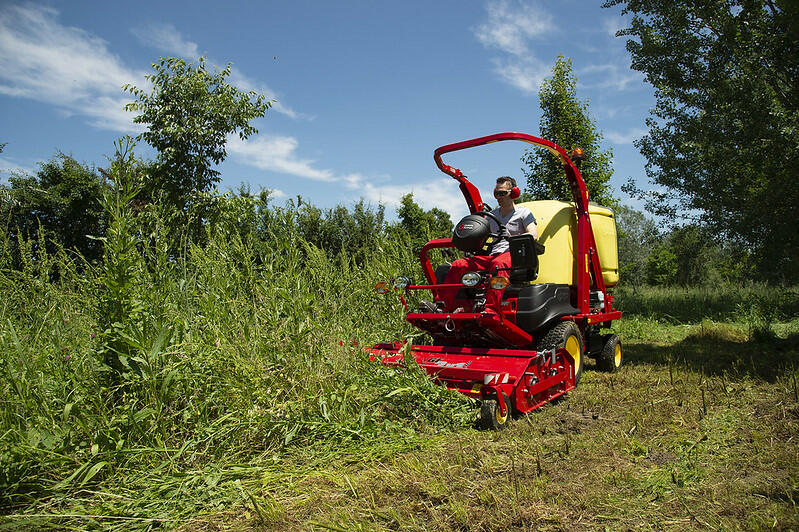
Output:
[615,204,659,285]
[0,153,106,264]
[397,193,453,249]
[604,0,799,282]
[124,57,271,211]
[523,56,616,206]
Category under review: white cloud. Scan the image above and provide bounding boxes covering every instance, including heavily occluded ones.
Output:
[131,22,302,120]
[130,23,200,58]
[227,68,303,120]
[579,63,643,91]
[602,16,625,38]
[606,128,647,145]
[491,57,549,94]
[473,0,554,94]
[362,178,479,223]
[0,4,144,133]
[0,156,36,178]
[474,0,554,56]
[227,135,344,183]
[227,135,474,222]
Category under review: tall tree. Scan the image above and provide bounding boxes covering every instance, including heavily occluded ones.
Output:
[604,0,799,282]
[124,57,271,211]
[523,56,616,206]
[615,204,659,285]
[397,193,453,248]
[0,153,106,264]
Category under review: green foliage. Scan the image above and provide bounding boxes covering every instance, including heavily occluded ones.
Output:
[0,180,473,515]
[616,205,659,285]
[605,0,799,282]
[397,193,453,250]
[124,57,271,211]
[523,56,616,206]
[614,283,799,324]
[642,224,745,286]
[645,242,678,285]
[292,197,388,266]
[0,152,106,264]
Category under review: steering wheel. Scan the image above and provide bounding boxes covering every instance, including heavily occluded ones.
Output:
[472,210,507,254]
[473,210,506,239]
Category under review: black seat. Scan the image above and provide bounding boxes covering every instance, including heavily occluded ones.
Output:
[508,234,543,284]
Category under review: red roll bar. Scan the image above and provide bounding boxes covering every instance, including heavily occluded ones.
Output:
[432,132,601,315]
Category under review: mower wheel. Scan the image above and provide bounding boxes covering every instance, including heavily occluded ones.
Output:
[536,321,584,385]
[598,334,623,372]
[480,392,511,430]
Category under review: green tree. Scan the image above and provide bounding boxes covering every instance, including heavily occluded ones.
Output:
[0,153,106,264]
[397,193,453,248]
[124,57,271,211]
[604,0,799,282]
[615,205,658,285]
[645,243,677,285]
[294,198,387,266]
[523,56,616,206]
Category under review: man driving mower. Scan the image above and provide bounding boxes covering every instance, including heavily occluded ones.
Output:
[439,176,538,314]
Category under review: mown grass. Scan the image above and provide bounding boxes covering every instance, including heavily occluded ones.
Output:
[0,173,797,529]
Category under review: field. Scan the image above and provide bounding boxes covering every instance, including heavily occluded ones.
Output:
[1,200,797,530]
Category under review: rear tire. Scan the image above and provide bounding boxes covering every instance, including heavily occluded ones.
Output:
[598,334,623,372]
[536,321,584,385]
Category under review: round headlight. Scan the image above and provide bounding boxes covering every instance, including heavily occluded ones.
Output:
[461,271,482,287]
[393,276,411,290]
[489,276,510,290]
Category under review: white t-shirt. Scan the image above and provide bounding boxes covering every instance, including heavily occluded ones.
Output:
[488,205,536,255]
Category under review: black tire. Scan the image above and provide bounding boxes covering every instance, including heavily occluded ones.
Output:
[597,334,623,372]
[536,321,584,385]
[480,392,511,430]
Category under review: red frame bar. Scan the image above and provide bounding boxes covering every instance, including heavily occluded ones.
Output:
[432,132,617,321]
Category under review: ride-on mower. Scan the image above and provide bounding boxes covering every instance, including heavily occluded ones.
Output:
[370,132,623,429]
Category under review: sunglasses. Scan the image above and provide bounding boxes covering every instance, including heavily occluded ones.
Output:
[493,189,510,197]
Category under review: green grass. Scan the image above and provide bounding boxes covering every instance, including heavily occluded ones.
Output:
[186,319,799,531]
[0,185,797,529]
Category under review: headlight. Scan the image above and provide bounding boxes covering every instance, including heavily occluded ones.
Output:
[489,276,510,290]
[374,281,390,294]
[461,271,481,287]
[393,276,411,290]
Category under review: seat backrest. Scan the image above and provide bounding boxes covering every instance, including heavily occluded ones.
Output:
[508,234,539,284]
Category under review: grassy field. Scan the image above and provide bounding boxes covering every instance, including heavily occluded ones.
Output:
[0,190,797,530]
[182,313,799,531]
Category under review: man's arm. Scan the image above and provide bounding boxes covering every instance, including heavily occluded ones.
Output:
[524,221,539,240]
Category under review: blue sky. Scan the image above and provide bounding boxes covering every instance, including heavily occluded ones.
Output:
[0,1,653,222]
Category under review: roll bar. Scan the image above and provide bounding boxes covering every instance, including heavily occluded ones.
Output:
[432,132,599,314]
[433,132,589,216]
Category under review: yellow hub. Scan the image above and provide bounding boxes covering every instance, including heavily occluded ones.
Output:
[614,343,622,367]
[496,401,508,424]
[565,335,581,370]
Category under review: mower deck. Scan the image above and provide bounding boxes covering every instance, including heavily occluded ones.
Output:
[370,342,576,417]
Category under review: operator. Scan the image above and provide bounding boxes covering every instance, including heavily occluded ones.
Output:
[440,176,538,314]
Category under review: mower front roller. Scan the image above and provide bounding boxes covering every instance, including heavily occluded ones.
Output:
[370,342,577,429]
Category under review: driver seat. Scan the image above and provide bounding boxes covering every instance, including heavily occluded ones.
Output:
[507,234,542,284]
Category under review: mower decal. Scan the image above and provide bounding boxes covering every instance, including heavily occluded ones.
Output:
[423,357,472,369]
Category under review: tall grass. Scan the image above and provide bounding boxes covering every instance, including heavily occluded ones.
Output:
[614,283,799,324]
[0,152,471,522]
